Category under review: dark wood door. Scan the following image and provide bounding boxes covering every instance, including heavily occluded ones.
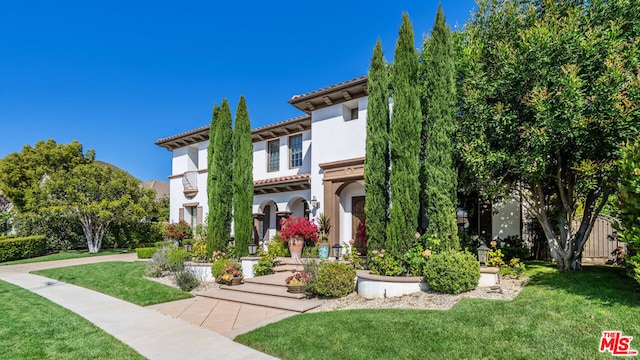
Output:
[352,196,366,255]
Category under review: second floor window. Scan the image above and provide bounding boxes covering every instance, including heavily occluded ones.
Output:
[268,139,280,172]
[289,134,303,168]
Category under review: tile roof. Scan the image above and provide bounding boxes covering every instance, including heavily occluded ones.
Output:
[254,173,310,186]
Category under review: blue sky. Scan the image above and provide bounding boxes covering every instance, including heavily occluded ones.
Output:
[0,1,477,181]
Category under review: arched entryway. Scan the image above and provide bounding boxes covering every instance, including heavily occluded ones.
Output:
[287,197,310,219]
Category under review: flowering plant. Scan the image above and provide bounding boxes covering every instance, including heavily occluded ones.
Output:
[163,220,192,241]
[279,216,319,244]
[368,249,406,276]
[215,262,243,284]
[285,270,312,285]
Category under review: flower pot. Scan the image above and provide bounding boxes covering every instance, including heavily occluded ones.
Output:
[287,284,305,293]
[318,244,329,259]
[231,276,243,286]
[289,236,305,259]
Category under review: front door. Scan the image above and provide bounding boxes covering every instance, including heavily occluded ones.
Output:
[352,196,366,255]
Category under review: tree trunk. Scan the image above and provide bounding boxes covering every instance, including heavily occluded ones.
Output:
[80,214,107,253]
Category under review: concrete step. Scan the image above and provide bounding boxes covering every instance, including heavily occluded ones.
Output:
[244,272,291,287]
[196,287,322,313]
[219,283,306,299]
[272,264,305,273]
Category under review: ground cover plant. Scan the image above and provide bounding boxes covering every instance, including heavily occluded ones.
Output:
[0,280,143,359]
[0,249,130,266]
[32,261,192,306]
[236,263,640,359]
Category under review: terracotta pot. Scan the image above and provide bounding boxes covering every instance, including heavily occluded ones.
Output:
[288,236,305,258]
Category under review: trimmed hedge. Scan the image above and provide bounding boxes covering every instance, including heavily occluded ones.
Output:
[0,235,47,263]
[424,250,480,294]
[136,247,157,259]
[314,261,356,298]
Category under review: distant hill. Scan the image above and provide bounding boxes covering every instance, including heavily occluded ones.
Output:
[141,180,169,201]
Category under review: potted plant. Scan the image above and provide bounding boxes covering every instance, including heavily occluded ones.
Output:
[215,261,243,286]
[279,216,318,259]
[316,213,331,259]
[285,270,311,293]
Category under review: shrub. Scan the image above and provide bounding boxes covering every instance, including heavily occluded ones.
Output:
[403,245,431,276]
[253,255,275,276]
[154,240,176,249]
[167,248,191,271]
[0,235,46,262]
[146,247,171,277]
[279,216,319,244]
[172,269,200,291]
[424,250,480,294]
[314,261,356,298]
[368,249,406,276]
[302,245,318,258]
[190,240,208,262]
[136,247,156,259]
[162,220,192,241]
[267,235,290,257]
[211,258,232,278]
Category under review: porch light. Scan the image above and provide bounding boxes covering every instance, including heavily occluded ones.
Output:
[332,243,343,260]
[477,244,489,267]
[248,242,258,256]
[311,196,320,209]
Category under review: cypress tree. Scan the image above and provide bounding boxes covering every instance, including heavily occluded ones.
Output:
[386,13,422,259]
[419,6,459,250]
[206,104,219,255]
[232,96,253,257]
[364,39,390,253]
[209,99,234,252]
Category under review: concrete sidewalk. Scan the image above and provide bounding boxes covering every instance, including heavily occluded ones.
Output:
[0,254,277,360]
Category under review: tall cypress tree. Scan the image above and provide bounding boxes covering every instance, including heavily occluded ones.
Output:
[386,13,422,259]
[364,39,390,253]
[232,96,253,256]
[419,6,459,250]
[206,104,219,255]
[209,99,234,252]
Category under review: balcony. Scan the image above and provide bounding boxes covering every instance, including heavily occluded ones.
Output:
[182,171,198,198]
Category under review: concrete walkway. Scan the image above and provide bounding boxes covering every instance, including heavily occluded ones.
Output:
[0,254,278,360]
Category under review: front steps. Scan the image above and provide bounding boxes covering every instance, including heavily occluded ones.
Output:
[196,267,323,313]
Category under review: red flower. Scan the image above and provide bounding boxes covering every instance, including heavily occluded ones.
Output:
[279,216,319,244]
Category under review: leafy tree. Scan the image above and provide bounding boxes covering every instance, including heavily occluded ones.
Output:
[616,140,640,285]
[364,39,390,253]
[39,163,153,253]
[419,6,459,250]
[386,13,422,259]
[0,139,94,211]
[233,96,253,256]
[208,99,234,252]
[458,0,640,270]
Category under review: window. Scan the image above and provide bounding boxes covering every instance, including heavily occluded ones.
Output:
[268,139,280,172]
[289,134,303,168]
[187,206,198,231]
[350,107,359,120]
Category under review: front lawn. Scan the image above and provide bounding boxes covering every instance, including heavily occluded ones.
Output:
[236,264,640,360]
[33,261,193,306]
[0,249,131,266]
[0,279,144,359]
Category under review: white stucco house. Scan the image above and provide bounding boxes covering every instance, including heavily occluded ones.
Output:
[155,76,522,253]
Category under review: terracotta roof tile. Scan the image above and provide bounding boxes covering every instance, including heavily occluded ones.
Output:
[289,76,367,104]
[254,173,310,186]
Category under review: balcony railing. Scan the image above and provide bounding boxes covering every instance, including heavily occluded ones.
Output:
[182,171,198,198]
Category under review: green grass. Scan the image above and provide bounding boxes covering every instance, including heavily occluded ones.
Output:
[0,279,144,359]
[0,249,132,266]
[32,261,193,306]
[236,263,640,360]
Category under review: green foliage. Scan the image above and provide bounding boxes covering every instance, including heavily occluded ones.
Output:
[167,248,191,271]
[0,139,94,211]
[14,211,85,250]
[487,247,506,268]
[146,247,171,277]
[302,245,318,258]
[267,236,290,257]
[342,242,364,269]
[419,6,459,250]
[314,261,356,298]
[207,100,234,253]
[135,247,156,259]
[424,250,479,294]
[154,240,176,248]
[190,239,209,262]
[233,96,254,257]
[458,0,640,270]
[211,258,232,278]
[617,140,640,285]
[105,220,164,249]
[403,245,431,276]
[0,212,12,236]
[0,235,46,262]
[172,269,200,292]
[368,249,406,276]
[40,162,153,253]
[162,220,192,241]
[387,13,422,259]
[364,39,390,252]
[253,254,275,276]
